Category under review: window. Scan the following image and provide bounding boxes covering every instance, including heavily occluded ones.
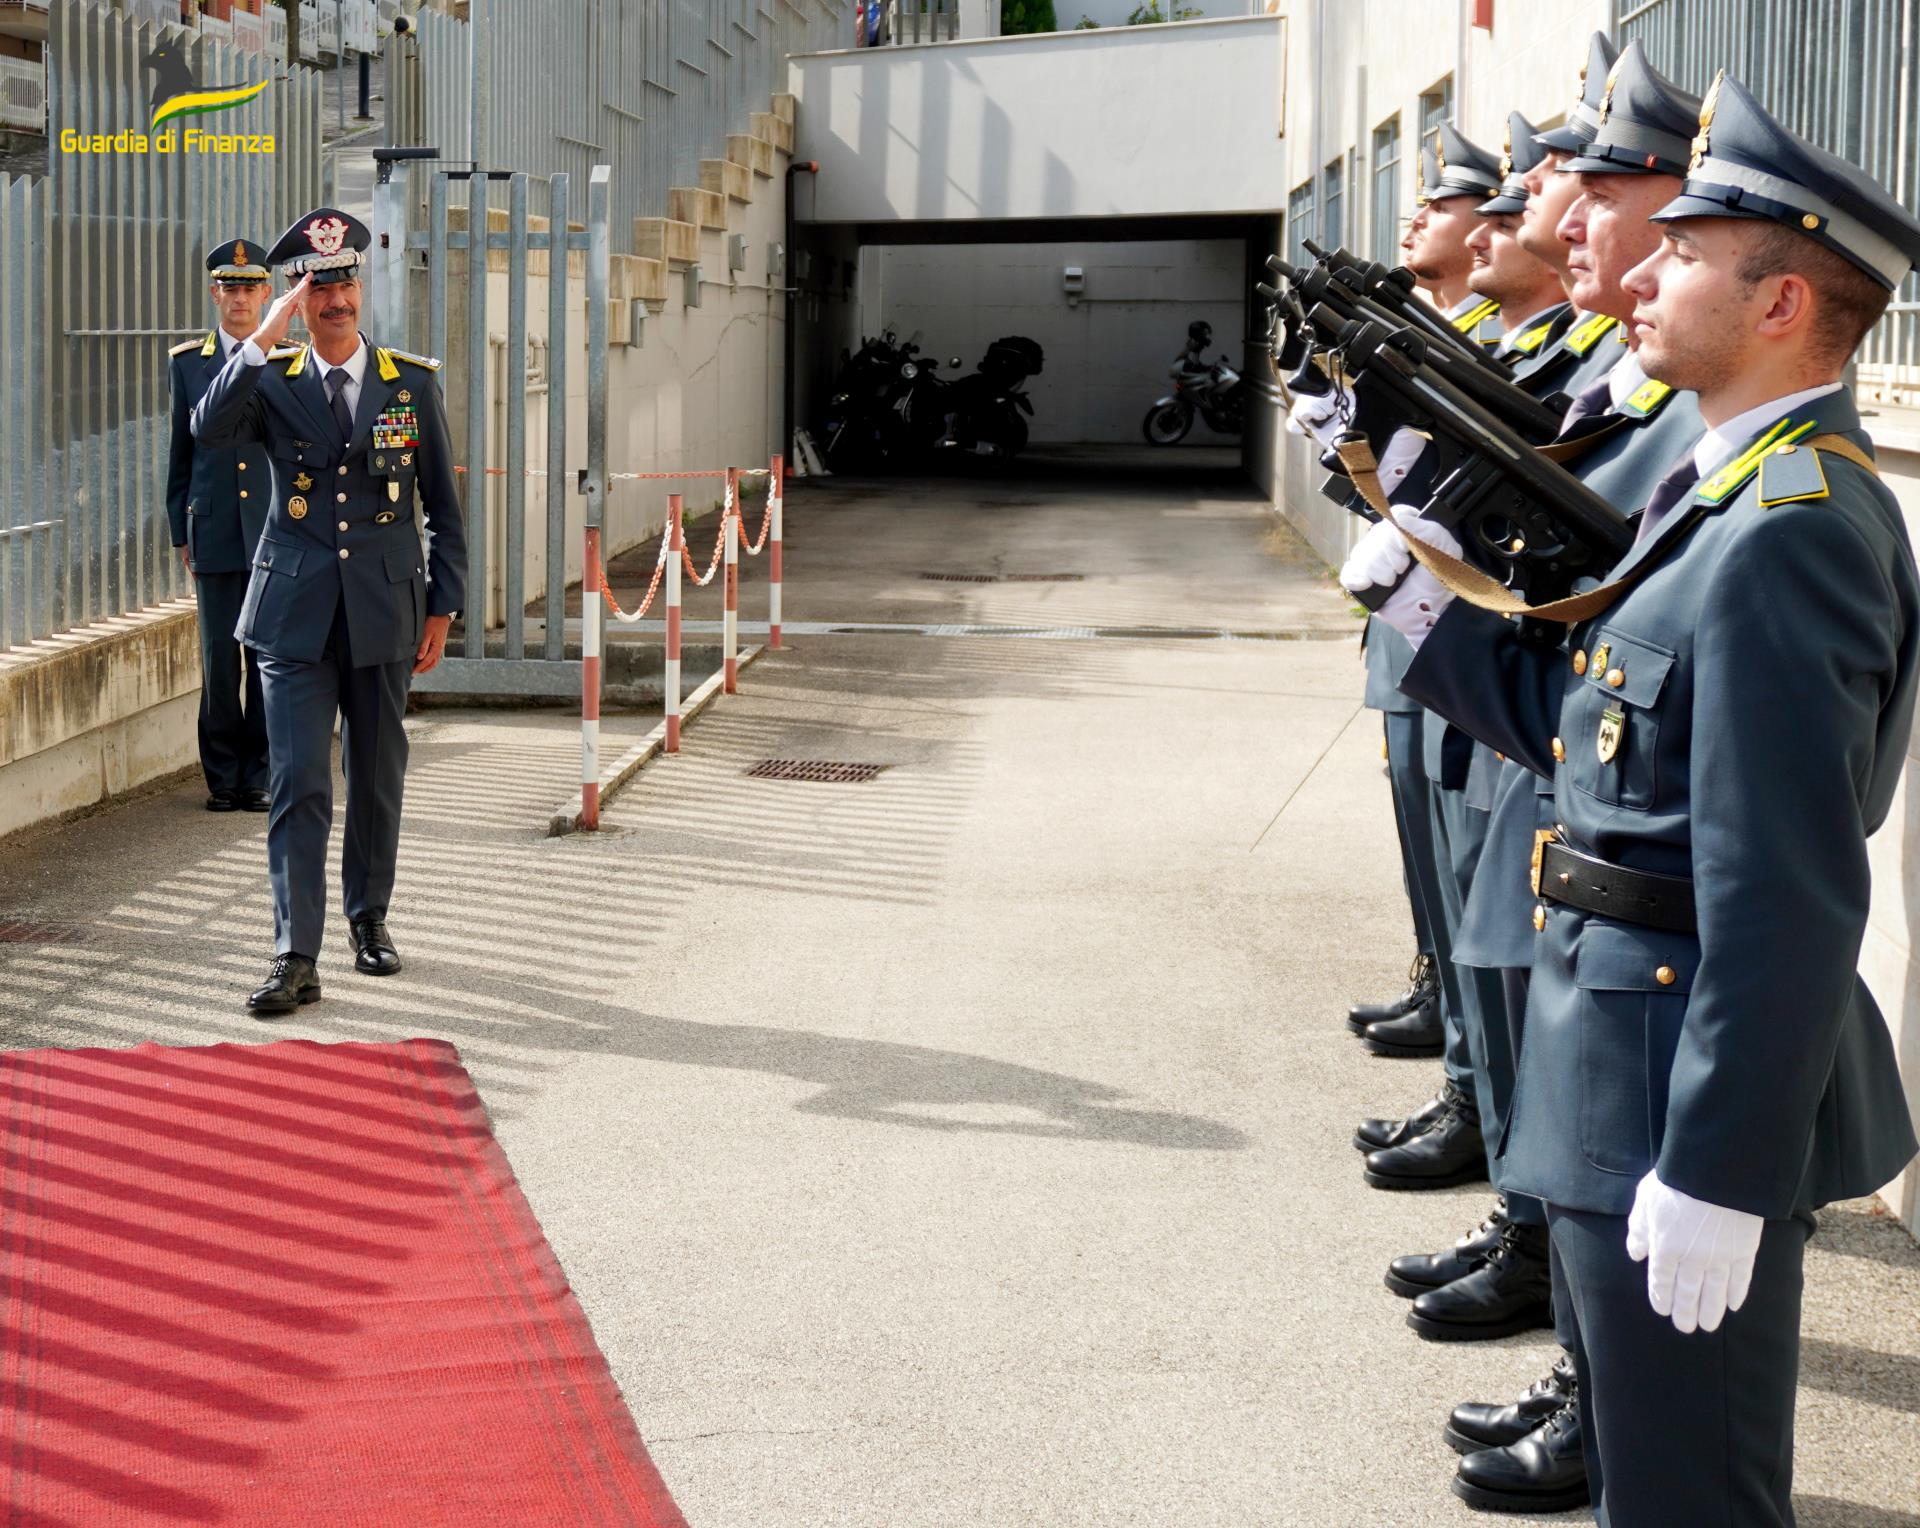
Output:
[1321,155,1344,253]
[1371,115,1401,266]
[1419,75,1454,156]
[1287,180,1316,265]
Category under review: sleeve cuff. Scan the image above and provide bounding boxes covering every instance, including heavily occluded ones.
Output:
[239,338,268,367]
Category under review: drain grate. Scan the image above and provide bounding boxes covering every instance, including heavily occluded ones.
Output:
[746,759,888,784]
[918,572,1083,583]
[0,920,86,945]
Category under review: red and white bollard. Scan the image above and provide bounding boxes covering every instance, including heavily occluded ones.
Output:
[769,453,784,651]
[665,493,684,753]
[581,526,604,829]
[723,466,741,695]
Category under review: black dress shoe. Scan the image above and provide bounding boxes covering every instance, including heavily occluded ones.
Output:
[1364,1092,1486,1189]
[1354,1075,1467,1152]
[248,953,321,1015]
[1409,1219,1554,1341]
[349,918,403,976]
[206,790,241,812]
[239,788,270,812]
[1360,999,1445,1058]
[1452,1395,1591,1514]
[1346,952,1437,1034]
[1446,1355,1576,1454]
[1384,1196,1507,1298]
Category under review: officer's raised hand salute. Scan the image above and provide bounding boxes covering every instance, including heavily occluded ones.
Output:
[193,208,467,1015]
[1388,75,1920,1528]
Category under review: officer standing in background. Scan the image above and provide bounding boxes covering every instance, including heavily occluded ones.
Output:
[192,208,467,1015]
[1369,74,1920,1526]
[166,240,274,813]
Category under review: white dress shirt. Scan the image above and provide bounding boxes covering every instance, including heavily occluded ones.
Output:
[238,331,369,422]
[1691,382,1845,481]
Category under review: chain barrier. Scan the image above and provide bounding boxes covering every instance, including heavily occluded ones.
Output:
[680,481,731,587]
[598,527,675,625]
[738,476,776,556]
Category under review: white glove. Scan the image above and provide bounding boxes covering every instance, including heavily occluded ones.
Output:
[1287,383,1353,449]
[1339,517,1412,593]
[1347,508,1462,651]
[1625,1170,1764,1335]
[1374,428,1432,503]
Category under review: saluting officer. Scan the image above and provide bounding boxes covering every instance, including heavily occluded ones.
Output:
[1378,76,1920,1526]
[192,207,467,1014]
[166,239,274,812]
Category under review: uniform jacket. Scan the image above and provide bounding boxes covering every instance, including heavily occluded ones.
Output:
[1362,618,1421,714]
[1404,387,1920,1218]
[192,337,467,668]
[1452,359,1704,971]
[166,332,272,574]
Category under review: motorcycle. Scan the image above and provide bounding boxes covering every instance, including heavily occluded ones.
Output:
[822,329,918,470]
[913,335,1044,460]
[1141,320,1249,445]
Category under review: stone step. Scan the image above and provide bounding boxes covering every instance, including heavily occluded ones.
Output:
[669,185,728,232]
[771,92,796,125]
[727,134,776,179]
[751,112,794,154]
[700,158,754,204]
[633,217,700,267]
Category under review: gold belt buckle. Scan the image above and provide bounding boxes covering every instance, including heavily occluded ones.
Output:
[1530,829,1558,897]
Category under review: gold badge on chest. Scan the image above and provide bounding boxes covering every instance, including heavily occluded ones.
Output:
[1597,705,1625,764]
[1590,641,1612,677]
[294,471,314,491]
[287,495,308,519]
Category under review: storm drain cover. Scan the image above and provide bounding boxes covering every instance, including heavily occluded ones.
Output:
[746,759,888,783]
[918,572,1084,583]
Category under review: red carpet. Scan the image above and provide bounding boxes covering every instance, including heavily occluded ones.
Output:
[0,1039,688,1527]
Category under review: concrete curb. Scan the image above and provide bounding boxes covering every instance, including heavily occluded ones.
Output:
[546,644,766,836]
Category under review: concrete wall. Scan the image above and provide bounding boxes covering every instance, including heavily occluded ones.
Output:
[859,238,1247,442]
[790,16,1289,225]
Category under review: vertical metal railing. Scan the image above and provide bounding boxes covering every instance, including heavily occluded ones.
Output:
[1619,0,1919,374]
[0,0,322,655]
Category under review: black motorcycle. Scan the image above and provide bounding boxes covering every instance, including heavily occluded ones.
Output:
[908,335,1043,461]
[823,329,917,470]
[1142,320,1249,444]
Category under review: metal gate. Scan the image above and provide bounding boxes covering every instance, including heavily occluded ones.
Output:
[370,157,611,697]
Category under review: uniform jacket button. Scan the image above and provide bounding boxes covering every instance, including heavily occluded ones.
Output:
[1551,737,1566,762]
[238,489,248,499]
[1571,650,1587,675]
[338,520,349,532]
[237,461,247,472]
[338,548,350,559]
[337,492,347,503]
[1655,966,1677,986]
[1606,668,1625,687]
[338,466,348,476]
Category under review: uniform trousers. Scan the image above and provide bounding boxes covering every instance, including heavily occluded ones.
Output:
[1430,787,1501,1091]
[1549,1204,1811,1528]
[1383,710,1440,962]
[255,602,411,959]
[193,570,269,795]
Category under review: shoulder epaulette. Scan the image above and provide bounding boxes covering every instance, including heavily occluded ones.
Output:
[1563,313,1620,356]
[383,346,442,371]
[169,336,206,357]
[279,343,310,376]
[1698,418,1818,505]
[1451,298,1500,334]
[1616,378,1675,420]
[1755,432,1877,507]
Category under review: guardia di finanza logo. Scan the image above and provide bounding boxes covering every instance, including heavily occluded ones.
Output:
[59,35,274,155]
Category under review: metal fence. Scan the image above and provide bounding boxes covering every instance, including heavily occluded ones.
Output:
[1617,0,1920,374]
[386,0,845,254]
[0,0,323,654]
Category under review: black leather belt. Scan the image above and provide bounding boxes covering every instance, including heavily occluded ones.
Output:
[1533,837,1697,933]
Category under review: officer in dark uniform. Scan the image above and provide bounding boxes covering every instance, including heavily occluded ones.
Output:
[167,239,274,812]
[192,208,467,1014]
[1375,75,1920,1527]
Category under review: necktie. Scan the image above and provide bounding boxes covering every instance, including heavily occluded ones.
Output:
[1633,454,1702,546]
[326,366,354,442]
[1559,376,1614,433]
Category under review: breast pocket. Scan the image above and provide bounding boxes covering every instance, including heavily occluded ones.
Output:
[1574,921,1698,1176]
[1564,629,1675,811]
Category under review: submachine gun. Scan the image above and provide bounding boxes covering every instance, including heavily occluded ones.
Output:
[1262,245,1633,613]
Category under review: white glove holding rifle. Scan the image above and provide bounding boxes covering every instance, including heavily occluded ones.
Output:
[1339,506,1462,650]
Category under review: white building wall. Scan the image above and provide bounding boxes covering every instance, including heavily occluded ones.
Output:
[861,239,1247,442]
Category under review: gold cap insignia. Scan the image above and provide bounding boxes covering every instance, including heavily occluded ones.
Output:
[234,241,249,266]
[288,495,308,519]
[1598,55,1625,125]
[1499,123,1513,182]
[1689,70,1722,175]
[294,471,313,491]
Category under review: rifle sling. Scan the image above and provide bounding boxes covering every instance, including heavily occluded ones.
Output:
[1336,433,1877,626]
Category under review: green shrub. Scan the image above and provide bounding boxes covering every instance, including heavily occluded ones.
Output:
[1002,0,1061,33]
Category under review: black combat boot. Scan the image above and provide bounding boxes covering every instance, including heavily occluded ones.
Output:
[1451,1391,1591,1514]
[1354,1075,1467,1152]
[1346,952,1437,1034]
[1408,1219,1554,1340]
[1359,997,1446,1058]
[1363,1088,1486,1189]
[1383,1197,1506,1297]
[1445,1355,1575,1454]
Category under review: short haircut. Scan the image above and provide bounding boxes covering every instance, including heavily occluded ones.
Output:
[1734,222,1892,367]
